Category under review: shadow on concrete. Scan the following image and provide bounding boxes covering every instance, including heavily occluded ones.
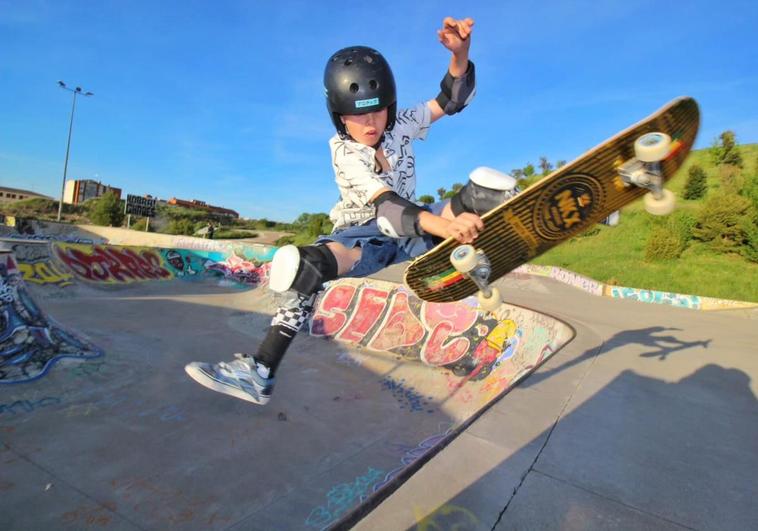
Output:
[403,362,758,531]
[521,326,713,389]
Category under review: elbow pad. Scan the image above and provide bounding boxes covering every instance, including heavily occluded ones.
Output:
[435,61,476,115]
[374,191,426,238]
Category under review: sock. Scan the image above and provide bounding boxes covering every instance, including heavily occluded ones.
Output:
[254,294,316,377]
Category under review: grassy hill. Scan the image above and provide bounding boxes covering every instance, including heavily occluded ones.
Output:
[531,143,758,302]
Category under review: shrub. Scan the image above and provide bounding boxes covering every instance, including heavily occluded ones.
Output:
[645,225,685,261]
[718,164,745,195]
[166,218,198,235]
[682,164,707,200]
[418,195,435,204]
[692,193,755,253]
[667,210,697,245]
[88,192,125,227]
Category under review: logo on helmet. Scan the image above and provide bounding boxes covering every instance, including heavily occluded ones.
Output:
[355,98,379,109]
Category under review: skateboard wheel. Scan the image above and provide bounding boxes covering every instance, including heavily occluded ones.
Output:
[477,287,502,312]
[634,132,671,162]
[450,245,478,273]
[644,189,676,215]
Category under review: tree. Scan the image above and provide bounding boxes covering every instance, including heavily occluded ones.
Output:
[451,182,464,192]
[88,192,124,227]
[556,160,567,169]
[682,164,708,200]
[523,163,535,177]
[692,192,755,253]
[443,190,456,199]
[710,130,743,168]
[511,168,524,179]
[436,187,447,200]
[539,156,553,176]
[418,194,435,204]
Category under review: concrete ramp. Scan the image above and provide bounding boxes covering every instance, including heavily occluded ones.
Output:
[1,240,573,530]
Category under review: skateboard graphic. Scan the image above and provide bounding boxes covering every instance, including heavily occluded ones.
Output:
[404,96,700,306]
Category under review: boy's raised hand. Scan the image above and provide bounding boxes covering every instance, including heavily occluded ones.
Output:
[437,17,474,55]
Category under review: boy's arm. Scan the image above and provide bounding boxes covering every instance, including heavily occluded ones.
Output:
[428,17,475,123]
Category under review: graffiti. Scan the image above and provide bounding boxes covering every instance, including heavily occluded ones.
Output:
[0,253,103,384]
[310,280,520,378]
[607,286,701,309]
[414,503,479,531]
[17,258,73,287]
[549,267,604,295]
[374,424,454,491]
[6,233,95,244]
[305,467,385,530]
[205,255,270,285]
[53,243,172,284]
[160,248,212,278]
[380,376,435,413]
[0,396,61,417]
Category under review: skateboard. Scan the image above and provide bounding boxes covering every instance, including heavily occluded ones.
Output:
[404,96,700,306]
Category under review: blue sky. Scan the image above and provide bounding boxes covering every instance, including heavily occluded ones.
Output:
[1,0,756,221]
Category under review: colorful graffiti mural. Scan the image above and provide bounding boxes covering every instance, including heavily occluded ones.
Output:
[53,243,172,284]
[310,279,520,379]
[0,252,103,384]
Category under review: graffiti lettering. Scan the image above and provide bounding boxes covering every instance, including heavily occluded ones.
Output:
[305,467,385,530]
[18,259,73,287]
[311,281,519,378]
[53,244,171,284]
[608,286,701,309]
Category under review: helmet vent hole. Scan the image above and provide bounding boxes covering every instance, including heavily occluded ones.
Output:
[349,83,359,93]
[364,55,374,64]
[369,80,378,90]
[344,58,353,66]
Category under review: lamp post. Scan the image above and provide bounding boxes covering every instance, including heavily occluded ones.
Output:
[57,81,94,222]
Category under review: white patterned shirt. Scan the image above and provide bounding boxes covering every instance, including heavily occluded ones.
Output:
[328,103,432,230]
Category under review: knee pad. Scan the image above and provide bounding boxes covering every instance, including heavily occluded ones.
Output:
[450,167,520,216]
[269,244,338,296]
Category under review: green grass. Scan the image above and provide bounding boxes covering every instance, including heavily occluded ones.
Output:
[531,144,758,302]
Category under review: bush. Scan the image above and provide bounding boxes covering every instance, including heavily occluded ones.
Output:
[743,224,758,263]
[719,164,745,195]
[692,193,755,253]
[682,165,707,200]
[418,195,435,204]
[214,230,258,239]
[88,192,125,227]
[166,218,199,235]
[645,225,685,261]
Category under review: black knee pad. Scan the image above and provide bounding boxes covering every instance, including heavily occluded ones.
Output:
[291,245,339,296]
[450,169,520,216]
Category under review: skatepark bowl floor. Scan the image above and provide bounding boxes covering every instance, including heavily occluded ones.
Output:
[1,236,756,531]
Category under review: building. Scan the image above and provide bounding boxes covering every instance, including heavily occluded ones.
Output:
[0,186,54,203]
[167,197,239,219]
[63,179,122,205]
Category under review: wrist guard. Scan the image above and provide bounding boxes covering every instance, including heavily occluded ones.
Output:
[435,61,476,115]
[374,191,426,238]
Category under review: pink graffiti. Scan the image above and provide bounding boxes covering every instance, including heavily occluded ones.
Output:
[207,255,269,285]
[368,292,425,351]
[311,283,501,370]
[54,245,171,283]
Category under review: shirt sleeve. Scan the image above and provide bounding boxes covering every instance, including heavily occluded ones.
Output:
[393,102,432,141]
[330,138,388,208]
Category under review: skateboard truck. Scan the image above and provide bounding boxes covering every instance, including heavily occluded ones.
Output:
[618,132,676,215]
[450,245,502,312]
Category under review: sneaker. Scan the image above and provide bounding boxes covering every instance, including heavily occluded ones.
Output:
[185,354,274,405]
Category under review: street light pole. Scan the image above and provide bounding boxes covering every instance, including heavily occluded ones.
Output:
[57,81,94,222]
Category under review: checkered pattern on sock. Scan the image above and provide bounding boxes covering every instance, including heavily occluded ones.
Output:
[271,293,316,332]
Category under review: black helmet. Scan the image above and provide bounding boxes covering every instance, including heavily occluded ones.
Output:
[324,46,397,136]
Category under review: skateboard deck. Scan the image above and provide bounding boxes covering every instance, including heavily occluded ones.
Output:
[404,96,700,303]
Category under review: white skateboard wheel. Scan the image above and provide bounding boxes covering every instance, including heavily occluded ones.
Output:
[644,189,676,216]
[450,245,478,273]
[635,132,671,162]
[477,286,502,312]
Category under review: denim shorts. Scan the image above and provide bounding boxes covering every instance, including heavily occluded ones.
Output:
[315,200,447,279]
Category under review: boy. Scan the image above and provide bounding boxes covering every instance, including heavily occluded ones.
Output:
[186,17,518,404]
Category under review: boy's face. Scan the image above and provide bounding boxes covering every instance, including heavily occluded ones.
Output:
[341,108,388,146]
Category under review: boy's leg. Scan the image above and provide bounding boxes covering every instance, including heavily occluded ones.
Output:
[185,241,360,405]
